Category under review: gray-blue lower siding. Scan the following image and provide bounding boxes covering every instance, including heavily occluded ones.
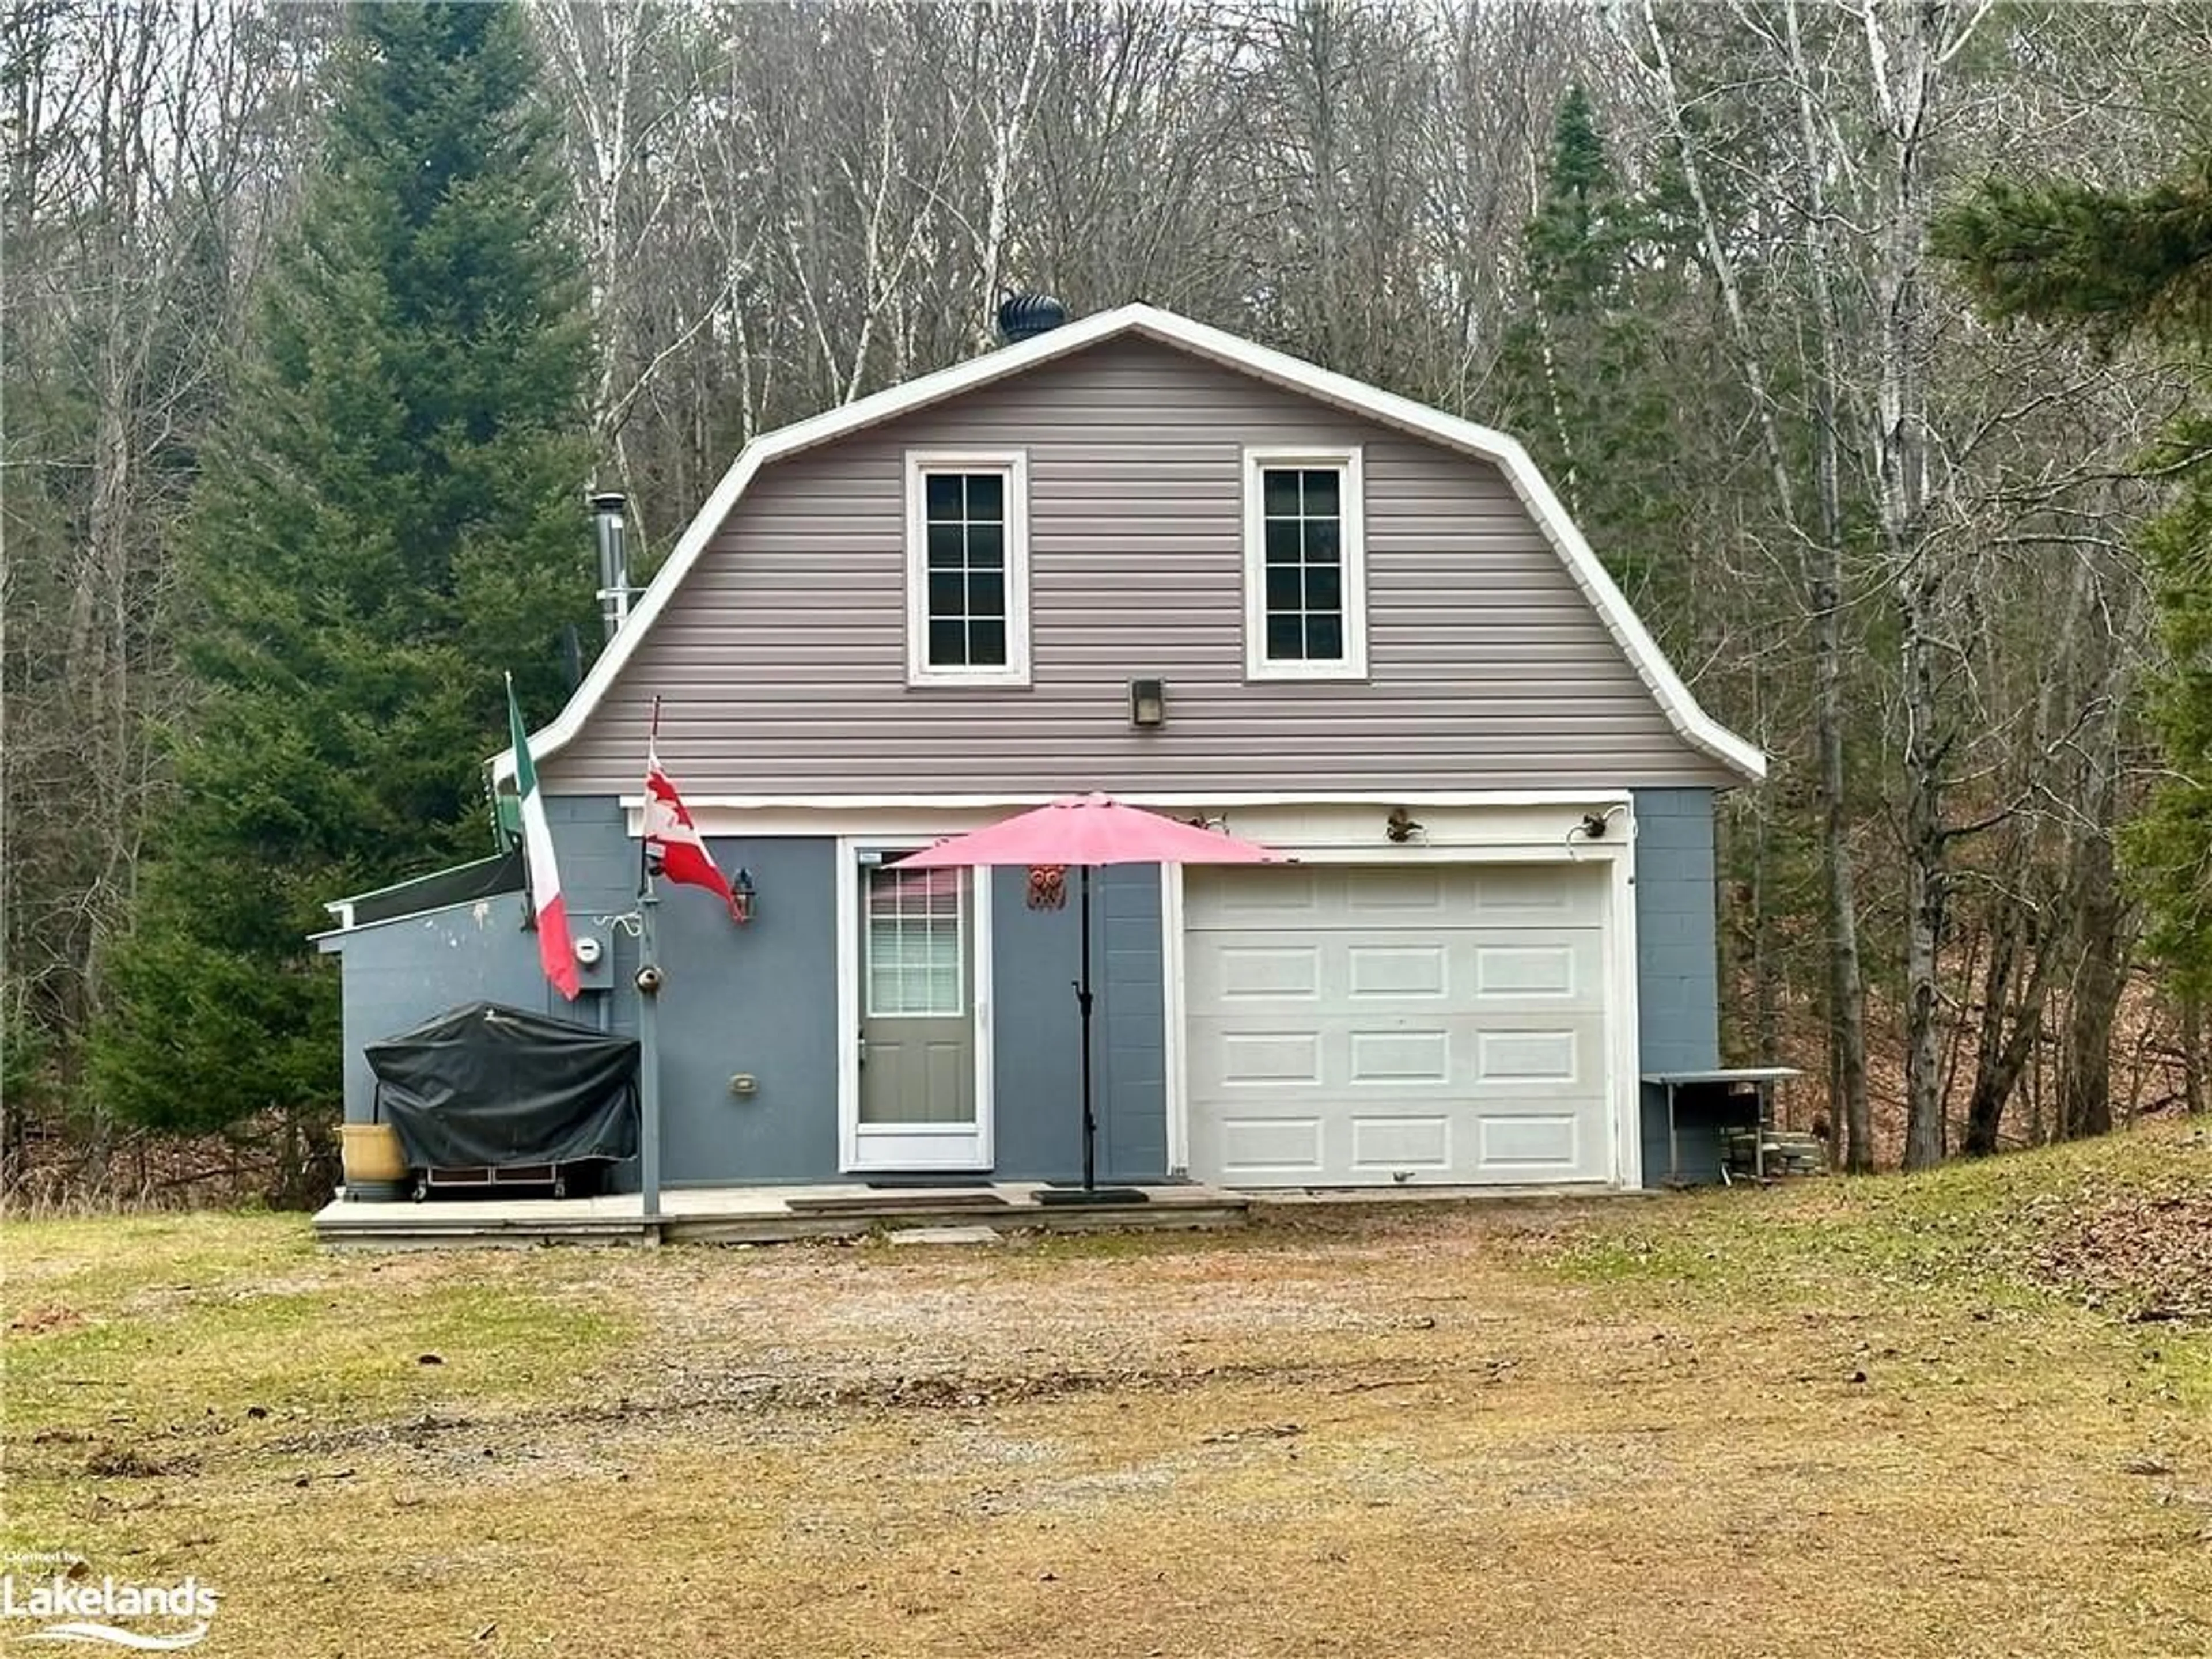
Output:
[324,797,1168,1188]
[1631,787,1725,1183]
[324,791,1721,1190]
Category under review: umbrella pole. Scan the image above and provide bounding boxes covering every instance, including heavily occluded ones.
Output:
[1078,863,1096,1191]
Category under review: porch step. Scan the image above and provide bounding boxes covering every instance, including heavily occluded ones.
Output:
[313,1182,1249,1249]
[887,1225,1006,1247]
[785,1190,1009,1215]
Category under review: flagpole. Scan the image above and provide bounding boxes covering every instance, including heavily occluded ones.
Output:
[637,696,664,1234]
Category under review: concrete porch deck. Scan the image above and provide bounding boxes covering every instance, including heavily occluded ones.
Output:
[312,1180,1249,1249]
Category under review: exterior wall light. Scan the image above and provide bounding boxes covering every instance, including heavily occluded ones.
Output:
[1129,677,1166,729]
[732,868,757,925]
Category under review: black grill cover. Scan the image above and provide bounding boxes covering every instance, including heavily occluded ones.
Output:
[364,1002,639,1169]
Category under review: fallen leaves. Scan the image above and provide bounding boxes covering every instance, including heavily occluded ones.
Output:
[2031,1187,2212,1322]
[7,1302,88,1336]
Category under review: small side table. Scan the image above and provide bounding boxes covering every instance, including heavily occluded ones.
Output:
[1642,1067,1805,1185]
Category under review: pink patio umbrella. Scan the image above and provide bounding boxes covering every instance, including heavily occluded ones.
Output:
[895,794,1285,1199]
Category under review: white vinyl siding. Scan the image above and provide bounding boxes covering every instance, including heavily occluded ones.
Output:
[1243,446,1367,681]
[905,449,1030,687]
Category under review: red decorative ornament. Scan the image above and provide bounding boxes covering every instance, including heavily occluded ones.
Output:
[1026,864,1067,910]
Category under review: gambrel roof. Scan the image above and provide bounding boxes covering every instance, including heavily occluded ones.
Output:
[495,304,1763,784]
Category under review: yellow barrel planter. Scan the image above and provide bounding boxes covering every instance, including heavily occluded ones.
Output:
[339,1122,409,1198]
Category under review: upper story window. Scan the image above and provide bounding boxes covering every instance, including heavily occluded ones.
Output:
[1244,446,1368,680]
[906,450,1031,687]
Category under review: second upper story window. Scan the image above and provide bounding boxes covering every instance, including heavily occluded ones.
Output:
[906,450,1031,687]
[1244,446,1368,680]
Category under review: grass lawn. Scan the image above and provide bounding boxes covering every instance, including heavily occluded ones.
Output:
[6,1123,2212,1657]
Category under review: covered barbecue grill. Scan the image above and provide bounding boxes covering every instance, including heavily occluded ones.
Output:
[363,1002,639,1198]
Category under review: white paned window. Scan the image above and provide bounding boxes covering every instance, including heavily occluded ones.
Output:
[906,450,1031,687]
[1243,446,1368,680]
[866,865,964,1016]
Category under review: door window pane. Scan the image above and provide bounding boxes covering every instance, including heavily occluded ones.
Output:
[866,866,963,1016]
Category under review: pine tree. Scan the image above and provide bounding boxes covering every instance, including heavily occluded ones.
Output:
[93,2,593,1180]
[1489,88,1687,601]
[1936,154,2212,990]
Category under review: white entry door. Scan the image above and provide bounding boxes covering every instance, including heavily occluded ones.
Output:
[846,854,993,1172]
[1184,862,1613,1187]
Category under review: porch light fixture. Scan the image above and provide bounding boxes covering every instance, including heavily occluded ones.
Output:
[732,867,757,925]
[1128,677,1166,729]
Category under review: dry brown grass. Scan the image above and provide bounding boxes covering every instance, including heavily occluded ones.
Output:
[7,1126,2212,1657]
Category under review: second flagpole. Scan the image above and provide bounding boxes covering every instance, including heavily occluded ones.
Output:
[637,696,663,1234]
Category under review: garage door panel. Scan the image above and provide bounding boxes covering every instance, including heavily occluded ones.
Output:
[1217,1030,1323,1085]
[1347,1028,1452,1084]
[1475,1027,1580,1083]
[1342,866,1448,915]
[1210,943,1322,1001]
[1463,933,1603,1009]
[1207,1115,1324,1178]
[1473,940,1582,998]
[1468,865,1600,925]
[1477,1113,1582,1172]
[1202,868,1320,922]
[1347,944,1448,999]
[1351,1115,1452,1170]
[1469,1019,1604,1094]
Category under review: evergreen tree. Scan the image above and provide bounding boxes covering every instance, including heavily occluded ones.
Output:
[1936,154,2212,988]
[93,2,592,1176]
[1490,88,1687,600]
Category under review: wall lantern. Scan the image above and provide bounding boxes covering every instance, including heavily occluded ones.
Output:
[732,867,757,925]
[1129,677,1166,729]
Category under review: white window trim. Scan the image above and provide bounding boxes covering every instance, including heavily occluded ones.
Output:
[905,448,1031,688]
[1243,445,1368,682]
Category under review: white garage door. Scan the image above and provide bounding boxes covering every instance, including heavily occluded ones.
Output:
[1185,862,1615,1187]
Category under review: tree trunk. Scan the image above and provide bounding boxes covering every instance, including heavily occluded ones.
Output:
[1961,893,2020,1156]
[1861,0,1953,1169]
[1961,870,2056,1157]
[1816,465,1872,1171]
[1780,0,1871,1169]
[2060,798,2123,1140]
[1900,569,1950,1169]
[2184,991,2205,1117]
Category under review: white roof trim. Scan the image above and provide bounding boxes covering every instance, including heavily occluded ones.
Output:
[613,789,1638,811]
[493,304,1764,785]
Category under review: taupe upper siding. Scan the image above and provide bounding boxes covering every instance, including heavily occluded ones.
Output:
[538,329,1749,796]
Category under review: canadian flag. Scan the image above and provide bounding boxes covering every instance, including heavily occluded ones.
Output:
[644,753,742,919]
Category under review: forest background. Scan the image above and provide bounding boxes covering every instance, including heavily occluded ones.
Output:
[6,0,2209,1202]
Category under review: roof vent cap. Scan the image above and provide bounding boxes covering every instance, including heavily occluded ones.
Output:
[996,292,1067,345]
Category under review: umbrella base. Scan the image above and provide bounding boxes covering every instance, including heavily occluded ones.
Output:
[1036,1184,1151,1206]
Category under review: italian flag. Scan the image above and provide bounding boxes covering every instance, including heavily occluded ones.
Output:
[507,676,579,1000]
